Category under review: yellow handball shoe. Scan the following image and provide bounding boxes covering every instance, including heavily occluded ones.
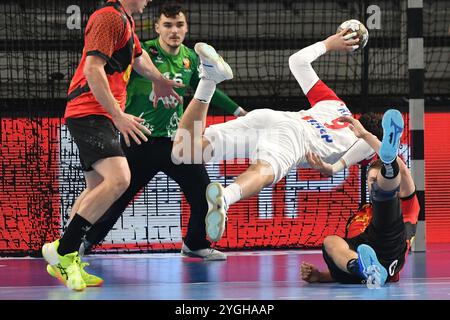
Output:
[47,262,104,287]
[78,261,104,287]
[42,240,86,291]
[46,261,104,287]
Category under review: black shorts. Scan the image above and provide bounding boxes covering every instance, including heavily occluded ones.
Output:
[323,182,408,284]
[322,244,364,284]
[66,115,124,171]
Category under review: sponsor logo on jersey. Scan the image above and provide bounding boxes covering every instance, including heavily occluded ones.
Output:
[138,112,154,133]
[148,46,159,57]
[155,56,164,64]
[302,116,333,143]
[123,64,132,82]
[338,107,352,116]
[183,58,191,70]
[167,112,181,138]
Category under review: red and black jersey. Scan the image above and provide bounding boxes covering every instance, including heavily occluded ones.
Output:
[65,0,143,120]
[345,193,420,240]
[345,193,420,282]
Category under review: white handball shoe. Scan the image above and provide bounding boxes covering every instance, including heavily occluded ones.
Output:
[181,243,227,261]
[194,42,233,84]
[205,182,228,242]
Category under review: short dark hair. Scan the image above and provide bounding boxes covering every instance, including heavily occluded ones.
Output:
[368,159,383,173]
[359,112,383,141]
[156,3,187,22]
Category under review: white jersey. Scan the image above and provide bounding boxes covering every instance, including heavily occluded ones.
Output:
[204,41,374,184]
[276,71,375,168]
[286,40,375,168]
[294,100,359,166]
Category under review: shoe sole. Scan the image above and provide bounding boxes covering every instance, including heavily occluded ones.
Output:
[205,182,227,242]
[42,243,86,291]
[203,255,227,261]
[46,264,68,286]
[379,109,404,164]
[46,264,103,287]
[357,244,388,288]
[180,248,202,259]
[46,264,85,291]
[180,250,227,261]
[194,43,233,80]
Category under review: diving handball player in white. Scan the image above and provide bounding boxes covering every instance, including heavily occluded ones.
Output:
[173,29,380,242]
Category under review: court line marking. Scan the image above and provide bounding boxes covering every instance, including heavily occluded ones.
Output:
[0,285,69,290]
[0,280,310,291]
[4,280,450,290]
[0,250,323,260]
[398,281,450,286]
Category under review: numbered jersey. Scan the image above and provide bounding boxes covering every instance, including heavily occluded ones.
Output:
[125,38,200,137]
[293,80,371,166]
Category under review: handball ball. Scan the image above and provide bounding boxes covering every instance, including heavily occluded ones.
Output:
[336,19,369,52]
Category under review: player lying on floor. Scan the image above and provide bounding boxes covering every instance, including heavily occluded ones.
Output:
[301,109,419,288]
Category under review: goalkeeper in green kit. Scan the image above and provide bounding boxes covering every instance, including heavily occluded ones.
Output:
[77,3,246,261]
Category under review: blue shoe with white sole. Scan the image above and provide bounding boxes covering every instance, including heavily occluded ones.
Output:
[357,244,388,289]
[379,109,404,164]
[205,182,228,242]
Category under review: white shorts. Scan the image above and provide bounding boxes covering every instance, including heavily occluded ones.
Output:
[204,109,307,184]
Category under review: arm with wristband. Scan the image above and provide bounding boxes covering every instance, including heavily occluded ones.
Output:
[306,139,374,176]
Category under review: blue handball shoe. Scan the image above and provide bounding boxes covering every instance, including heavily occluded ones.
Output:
[357,244,388,289]
[379,109,404,164]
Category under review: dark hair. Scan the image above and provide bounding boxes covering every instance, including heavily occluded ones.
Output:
[156,3,187,22]
[368,159,383,173]
[359,112,383,141]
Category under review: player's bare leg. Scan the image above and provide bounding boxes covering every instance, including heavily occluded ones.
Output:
[68,170,103,221]
[322,235,358,272]
[173,43,232,164]
[205,160,275,242]
[233,160,275,199]
[44,157,130,260]
[76,157,131,224]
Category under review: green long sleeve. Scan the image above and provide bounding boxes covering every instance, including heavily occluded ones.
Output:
[210,88,240,115]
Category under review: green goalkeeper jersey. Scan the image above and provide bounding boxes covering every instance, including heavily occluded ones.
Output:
[125,38,240,138]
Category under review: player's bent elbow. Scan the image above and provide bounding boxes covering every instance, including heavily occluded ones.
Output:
[83,65,101,81]
[288,51,307,71]
[83,56,106,79]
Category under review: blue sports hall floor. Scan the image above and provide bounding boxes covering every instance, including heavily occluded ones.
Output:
[1,243,450,300]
